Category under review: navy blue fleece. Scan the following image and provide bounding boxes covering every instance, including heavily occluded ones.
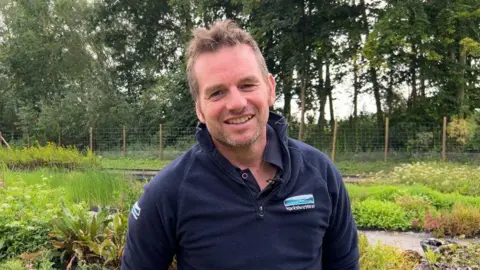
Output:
[121,112,359,270]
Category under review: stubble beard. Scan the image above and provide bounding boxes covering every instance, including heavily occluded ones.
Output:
[214,122,261,149]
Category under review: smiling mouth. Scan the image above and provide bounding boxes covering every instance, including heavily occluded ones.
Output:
[225,115,254,124]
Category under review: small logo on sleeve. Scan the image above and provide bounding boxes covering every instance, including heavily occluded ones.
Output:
[131,201,141,220]
[284,194,315,211]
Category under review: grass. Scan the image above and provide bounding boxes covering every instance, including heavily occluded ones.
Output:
[4,169,140,208]
[334,160,401,175]
[100,157,172,170]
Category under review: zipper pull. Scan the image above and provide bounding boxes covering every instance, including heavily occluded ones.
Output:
[258,205,264,217]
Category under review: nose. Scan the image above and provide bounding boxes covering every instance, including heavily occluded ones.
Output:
[225,87,247,113]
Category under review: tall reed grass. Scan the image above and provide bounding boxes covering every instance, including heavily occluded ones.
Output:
[4,169,140,208]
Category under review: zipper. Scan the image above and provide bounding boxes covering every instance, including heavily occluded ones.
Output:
[210,154,281,219]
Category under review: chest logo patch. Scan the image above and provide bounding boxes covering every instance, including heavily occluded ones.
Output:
[284,194,315,211]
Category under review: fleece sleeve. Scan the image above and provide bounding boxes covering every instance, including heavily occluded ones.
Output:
[121,176,178,270]
[322,162,360,270]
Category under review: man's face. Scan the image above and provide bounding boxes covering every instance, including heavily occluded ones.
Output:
[193,44,276,149]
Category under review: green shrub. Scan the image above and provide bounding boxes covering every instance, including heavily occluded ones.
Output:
[0,143,99,170]
[373,162,480,196]
[352,199,410,230]
[0,177,67,262]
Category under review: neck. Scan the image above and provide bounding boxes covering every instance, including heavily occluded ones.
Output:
[213,134,266,170]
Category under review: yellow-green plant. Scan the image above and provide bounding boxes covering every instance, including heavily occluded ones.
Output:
[0,143,99,170]
[358,233,419,270]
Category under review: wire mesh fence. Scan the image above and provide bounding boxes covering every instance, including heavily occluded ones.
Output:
[1,117,479,164]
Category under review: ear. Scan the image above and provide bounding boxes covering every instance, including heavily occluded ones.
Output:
[267,73,276,107]
[195,101,205,123]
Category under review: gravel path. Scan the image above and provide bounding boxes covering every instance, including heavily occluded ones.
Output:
[361,230,480,255]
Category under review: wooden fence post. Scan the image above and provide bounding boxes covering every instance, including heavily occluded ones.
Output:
[122,126,126,157]
[384,117,389,162]
[159,124,163,160]
[331,120,338,162]
[89,127,93,154]
[442,116,447,162]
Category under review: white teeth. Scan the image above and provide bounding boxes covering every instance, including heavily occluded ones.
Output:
[227,116,252,124]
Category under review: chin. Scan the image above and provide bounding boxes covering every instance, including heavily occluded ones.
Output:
[219,134,259,148]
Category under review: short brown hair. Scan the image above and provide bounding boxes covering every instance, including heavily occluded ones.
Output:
[185,19,269,102]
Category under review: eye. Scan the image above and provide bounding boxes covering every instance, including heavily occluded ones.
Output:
[240,84,256,90]
[209,90,225,99]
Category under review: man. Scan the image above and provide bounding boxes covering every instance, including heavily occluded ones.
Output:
[121,19,359,270]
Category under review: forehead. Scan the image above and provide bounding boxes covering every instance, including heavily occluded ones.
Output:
[193,44,262,93]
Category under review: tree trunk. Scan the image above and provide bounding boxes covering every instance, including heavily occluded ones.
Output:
[360,0,383,125]
[458,44,466,116]
[409,45,418,108]
[317,61,326,128]
[387,53,394,116]
[282,74,293,123]
[370,68,383,124]
[353,56,359,120]
[298,71,307,141]
[326,62,335,130]
[419,46,426,99]
[298,0,310,141]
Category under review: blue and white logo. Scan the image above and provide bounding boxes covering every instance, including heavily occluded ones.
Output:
[131,201,141,220]
[284,194,315,211]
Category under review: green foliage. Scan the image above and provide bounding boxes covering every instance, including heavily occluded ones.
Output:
[393,194,435,229]
[7,169,134,208]
[0,143,99,170]
[352,199,411,230]
[0,177,65,262]
[100,158,171,170]
[348,184,480,211]
[0,259,25,270]
[358,233,419,270]
[348,183,480,234]
[49,203,128,270]
[373,162,480,197]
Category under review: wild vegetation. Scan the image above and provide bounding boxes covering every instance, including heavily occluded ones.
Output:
[1,147,480,269]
